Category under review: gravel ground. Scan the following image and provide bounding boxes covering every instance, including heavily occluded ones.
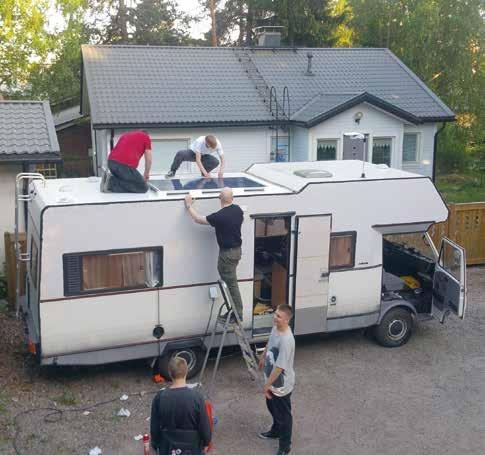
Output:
[0,266,484,455]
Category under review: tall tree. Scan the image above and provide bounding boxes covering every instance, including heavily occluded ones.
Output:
[0,0,51,96]
[349,0,485,172]
[130,0,189,45]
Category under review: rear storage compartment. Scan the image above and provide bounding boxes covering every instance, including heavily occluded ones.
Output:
[382,235,437,314]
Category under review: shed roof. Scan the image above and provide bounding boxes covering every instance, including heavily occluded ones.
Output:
[0,101,60,162]
[81,45,454,128]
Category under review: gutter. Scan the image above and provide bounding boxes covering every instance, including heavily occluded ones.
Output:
[432,123,446,182]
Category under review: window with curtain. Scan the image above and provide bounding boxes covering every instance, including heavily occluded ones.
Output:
[271,136,289,162]
[403,133,419,163]
[316,139,337,161]
[329,232,356,270]
[63,248,163,295]
[372,138,392,166]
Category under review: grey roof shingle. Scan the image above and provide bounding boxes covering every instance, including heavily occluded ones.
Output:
[81,45,454,128]
[0,101,60,162]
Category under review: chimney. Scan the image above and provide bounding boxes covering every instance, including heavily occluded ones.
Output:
[254,26,283,47]
[305,52,314,76]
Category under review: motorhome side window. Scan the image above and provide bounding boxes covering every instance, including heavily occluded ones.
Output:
[63,248,163,296]
[30,239,39,288]
[329,232,356,270]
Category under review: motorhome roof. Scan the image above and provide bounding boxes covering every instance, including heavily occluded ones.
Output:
[31,161,427,207]
[247,160,428,192]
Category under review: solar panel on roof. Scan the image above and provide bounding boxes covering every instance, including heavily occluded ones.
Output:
[149,177,265,192]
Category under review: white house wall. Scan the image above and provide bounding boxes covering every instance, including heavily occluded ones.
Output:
[290,126,309,162]
[0,164,22,272]
[402,123,437,177]
[308,103,437,176]
[94,127,272,176]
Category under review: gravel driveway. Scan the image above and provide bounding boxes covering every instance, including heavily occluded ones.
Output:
[1,266,484,455]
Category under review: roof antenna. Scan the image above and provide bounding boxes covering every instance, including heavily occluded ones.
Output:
[344,132,367,178]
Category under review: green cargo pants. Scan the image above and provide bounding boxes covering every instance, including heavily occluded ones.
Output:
[217,246,243,319]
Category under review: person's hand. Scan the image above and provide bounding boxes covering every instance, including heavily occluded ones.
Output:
[185,194,193,209]
[263,383,273,400]
[144,171,150,182]
[217,170,224,179]
[258,355,264,371]
[203,172,211,179]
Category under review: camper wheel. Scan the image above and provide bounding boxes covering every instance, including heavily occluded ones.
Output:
[159,347,204,380]
[373,307,413,348]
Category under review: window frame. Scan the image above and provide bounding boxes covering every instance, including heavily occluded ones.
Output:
[271,135,290,162]
[316,138,339,161]
[63,246,163,297]
[371,136,393,167]
[35,163,58,179]
[329,231,357,271]
[402,132,421,164]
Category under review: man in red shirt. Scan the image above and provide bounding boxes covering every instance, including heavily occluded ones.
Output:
[101,130,152,193]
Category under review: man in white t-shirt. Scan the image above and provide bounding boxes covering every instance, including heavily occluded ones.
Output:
[258,304,295,455]
[166,135,225,178]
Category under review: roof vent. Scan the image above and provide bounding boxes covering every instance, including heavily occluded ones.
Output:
[294,169,333,178]
[254,26,283,47]
[305,52,314,76]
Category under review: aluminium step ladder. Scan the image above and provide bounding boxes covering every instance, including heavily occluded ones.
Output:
[198,280,262,399]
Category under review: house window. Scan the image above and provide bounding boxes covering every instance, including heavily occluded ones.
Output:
[403,133,419,163]
[271,136,289,162]
[372,138,392,166]
[30,239,38,289]
[63,247,163,296]
[317,139,337,161]
[138,139,190,174]
[35,163,57,179]
[329,232,356,270]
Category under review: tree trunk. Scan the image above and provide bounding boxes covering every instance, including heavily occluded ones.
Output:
[209,0,218,46]
[245,0,254,46]
[237,1,245,46]
[118,0,129,43]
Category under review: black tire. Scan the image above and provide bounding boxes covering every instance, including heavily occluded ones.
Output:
[373,307,414,347]
[159,346,205,380]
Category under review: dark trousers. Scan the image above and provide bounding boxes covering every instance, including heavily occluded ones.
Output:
[217,247,243,318]
[170,150,219,175]
[108,160,148,193]
[266,393,292,451]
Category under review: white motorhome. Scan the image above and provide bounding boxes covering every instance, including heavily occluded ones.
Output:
[19,161,466,378]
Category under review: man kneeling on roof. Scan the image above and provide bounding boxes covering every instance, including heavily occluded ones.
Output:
[184,187,244,321]
[166,135,224,179]
[101,130,152,193]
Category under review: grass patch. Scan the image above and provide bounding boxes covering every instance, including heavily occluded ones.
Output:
[436,171,485,203]
[52,390,77,407]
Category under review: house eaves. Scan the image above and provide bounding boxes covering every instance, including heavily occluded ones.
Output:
[0,100,61,163]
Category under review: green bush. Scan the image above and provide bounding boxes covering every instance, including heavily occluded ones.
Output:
[0,275,7,300]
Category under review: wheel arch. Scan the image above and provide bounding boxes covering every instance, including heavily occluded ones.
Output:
[378,299,417,325]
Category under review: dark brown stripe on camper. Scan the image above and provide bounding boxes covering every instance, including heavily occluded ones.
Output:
[40,278,254,303]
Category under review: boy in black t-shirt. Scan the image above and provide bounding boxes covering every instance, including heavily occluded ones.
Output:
[185,187,244,320]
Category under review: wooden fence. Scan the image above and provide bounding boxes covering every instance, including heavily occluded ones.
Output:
[4,232,26,306]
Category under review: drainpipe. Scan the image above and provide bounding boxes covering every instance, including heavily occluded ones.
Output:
[432,123,446,182]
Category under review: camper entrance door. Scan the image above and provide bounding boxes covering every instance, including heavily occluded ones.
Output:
[293,215,331,335]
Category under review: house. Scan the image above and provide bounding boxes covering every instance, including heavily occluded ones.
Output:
[80,39,454,178]
[53,102,93,177]
[0,100,60,270]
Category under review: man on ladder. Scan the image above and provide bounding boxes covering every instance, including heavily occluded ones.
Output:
[184,187,244,321]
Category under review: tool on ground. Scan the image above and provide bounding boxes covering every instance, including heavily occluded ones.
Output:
[198,280,262,400]
[143,433,150,455]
